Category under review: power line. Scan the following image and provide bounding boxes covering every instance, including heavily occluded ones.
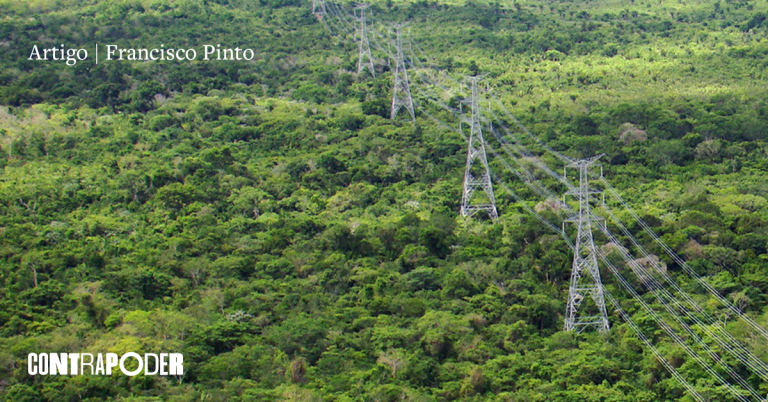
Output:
[314,9,768,397]
[599,178,768,343]
[606,292,707,402]
[415,99,765,399]
[599,203,768,382]
[599,249,753,402]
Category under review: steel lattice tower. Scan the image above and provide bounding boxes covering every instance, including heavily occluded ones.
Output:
[564,156,610,332]
[354,4,375,77]
[312,0,327,17]
[390,24,415,121]
[460,76,498,220]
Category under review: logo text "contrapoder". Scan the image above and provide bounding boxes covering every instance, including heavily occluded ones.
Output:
[28,353,183,376]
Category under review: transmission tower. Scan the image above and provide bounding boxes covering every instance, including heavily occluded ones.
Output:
[460,76,498,220]
[312,0,327,17]
[390,24,415,121]
[354,4,376,77]
[563,156,610,333]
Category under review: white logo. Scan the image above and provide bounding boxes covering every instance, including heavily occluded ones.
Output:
[28,353,183,376]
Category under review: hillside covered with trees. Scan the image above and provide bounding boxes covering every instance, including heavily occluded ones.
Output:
[3,0,768,400]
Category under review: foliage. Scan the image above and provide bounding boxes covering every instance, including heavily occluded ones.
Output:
[2,0,768,400]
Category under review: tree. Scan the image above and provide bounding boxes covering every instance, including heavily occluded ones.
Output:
[377,348,408,378]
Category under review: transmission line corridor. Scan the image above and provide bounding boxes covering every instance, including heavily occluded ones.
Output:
[309,2,768,399]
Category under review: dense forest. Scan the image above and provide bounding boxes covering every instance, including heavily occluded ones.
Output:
[3,0,768,400]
